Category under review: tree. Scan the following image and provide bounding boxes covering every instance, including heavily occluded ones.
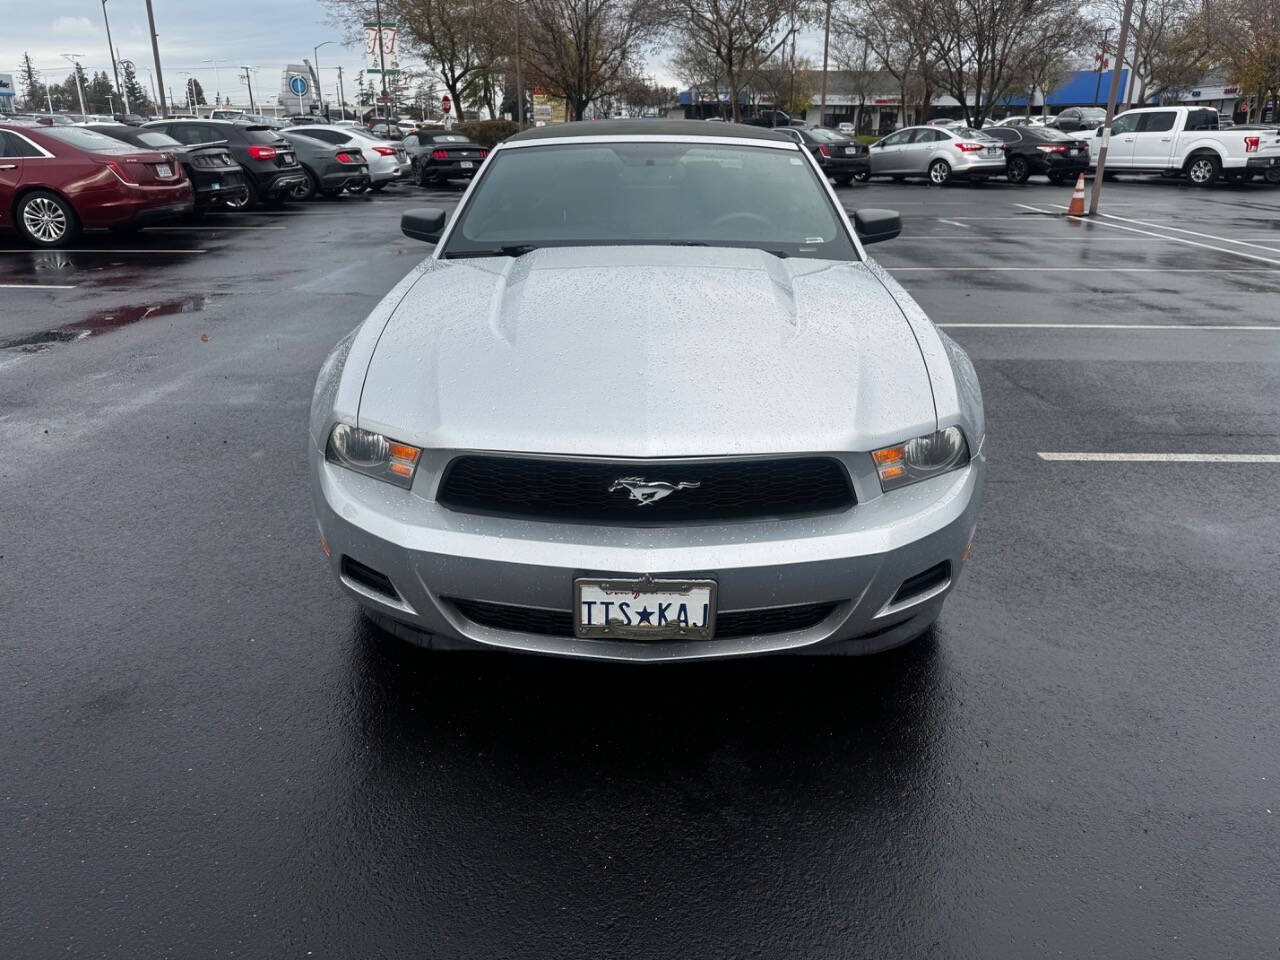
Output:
[521,0,666,121]
[185,77,207,106]
[87,71,118,112]
[18,52,44,111]
[1216,0,1280,122]
[121,60,152,113]
[670,38,730,118]
[672,0,799,122]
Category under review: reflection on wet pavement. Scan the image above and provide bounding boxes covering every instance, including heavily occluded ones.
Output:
[0,296,214,353]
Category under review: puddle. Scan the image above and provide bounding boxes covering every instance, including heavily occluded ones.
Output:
[0,295,214,353]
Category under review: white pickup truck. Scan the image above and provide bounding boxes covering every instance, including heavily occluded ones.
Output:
[1082,106,1280,186]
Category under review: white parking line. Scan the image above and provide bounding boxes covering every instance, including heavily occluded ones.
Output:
[935,218,970,228]
[1095,212,1280,254]
[1039,452,1280,463]
[889,266,1280,273]
[0,283,78,289]
[0,249,207,255]
[940,322,1280,330]
[1036,204,1280,266]
[145,225,287,232]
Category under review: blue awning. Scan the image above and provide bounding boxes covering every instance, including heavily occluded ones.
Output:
[1000,69,1130,107]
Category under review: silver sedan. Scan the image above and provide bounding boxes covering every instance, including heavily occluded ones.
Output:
[310,121,984,662]
[868,125,1008,183]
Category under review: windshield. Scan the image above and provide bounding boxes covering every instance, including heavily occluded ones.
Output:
[430,134,469,143]
[1079,109,1107,120]
[441,141,857,261]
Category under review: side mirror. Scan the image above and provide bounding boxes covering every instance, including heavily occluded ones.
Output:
[401,208,448,243]
[854,208,902,245]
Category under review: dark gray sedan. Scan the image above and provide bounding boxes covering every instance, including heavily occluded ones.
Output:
[278,130,371,200]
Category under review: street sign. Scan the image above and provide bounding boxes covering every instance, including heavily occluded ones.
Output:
[441,94,452,115]
[288,74,309,97]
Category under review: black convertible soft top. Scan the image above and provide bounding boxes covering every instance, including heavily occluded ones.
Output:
[507,119,794,144]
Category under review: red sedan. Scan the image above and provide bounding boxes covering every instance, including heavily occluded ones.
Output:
[0,123,194,247]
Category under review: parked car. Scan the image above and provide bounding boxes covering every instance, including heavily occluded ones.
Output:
[285,124,411,190]
[741,109,801,128]
[1233,124,1280,183]
[980,124,1090,183]
[0,122,193,247]
[277,130,371,199]
[86,123,249,210]
[866,125,1007,184]
[403,130,488,185]
[310,120,983,662]
[926,118,965,128]
[142,119,306,207]
[1046,107,1107,133]
[985,116,1045,128]
[1080,106,1280,186]
[774,126,869,185]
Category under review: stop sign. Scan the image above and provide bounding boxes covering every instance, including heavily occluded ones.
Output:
[441,94,452,115]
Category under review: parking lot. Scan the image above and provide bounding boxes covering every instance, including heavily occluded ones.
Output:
[3,175,1279,957]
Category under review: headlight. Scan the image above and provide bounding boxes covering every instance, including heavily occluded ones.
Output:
[325,423,421,489]
[872,427,970,492]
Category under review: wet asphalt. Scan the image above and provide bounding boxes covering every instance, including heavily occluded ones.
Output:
[2,175,1279,958]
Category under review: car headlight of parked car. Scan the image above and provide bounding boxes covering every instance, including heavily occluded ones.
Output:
[325,424,422,489]
[872,427,970,492]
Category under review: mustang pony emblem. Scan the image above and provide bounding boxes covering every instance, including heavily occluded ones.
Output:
[608,477,702,507]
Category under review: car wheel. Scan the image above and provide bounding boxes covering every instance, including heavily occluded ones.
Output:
[928,159,952,185]
[1265,166,1280,185]
[224,178,257,210]
[16,190,80,248]
[1007,155,1030,184]
[291,168,319,201]
[853,170,870,182]
[1185,154,1220,187]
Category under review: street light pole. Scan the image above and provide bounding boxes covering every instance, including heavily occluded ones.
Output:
[374,0,389,121]
[201,59,227,107]
[144,0,168,117]
[61,54,87,121]
[101,1,123,112]
[819,0,832,127]
[1089,0,1136,215]
[314,41,336,118]
[337,65,347,121]
[241,66,257,113]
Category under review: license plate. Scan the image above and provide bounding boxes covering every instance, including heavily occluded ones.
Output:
[574,578,716,639]
[283,153,295,164]
[460,160,474,169]
[844,147,856,155]
[155,163,173,178]
[210,182,220,190]
[985,146,999,156]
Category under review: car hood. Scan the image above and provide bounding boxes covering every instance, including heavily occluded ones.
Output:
[357,246,937,457]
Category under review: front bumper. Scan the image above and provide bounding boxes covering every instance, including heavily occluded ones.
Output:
[312,449,984,662]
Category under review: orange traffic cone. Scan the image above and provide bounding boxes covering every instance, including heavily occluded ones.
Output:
[1067,173,1086,216]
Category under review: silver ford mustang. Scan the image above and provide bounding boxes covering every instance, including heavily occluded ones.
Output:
[310,121,984,662]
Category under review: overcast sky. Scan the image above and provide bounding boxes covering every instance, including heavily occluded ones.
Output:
[2,3,830,108]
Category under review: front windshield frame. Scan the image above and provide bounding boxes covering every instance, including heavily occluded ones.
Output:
[438,137,861,262]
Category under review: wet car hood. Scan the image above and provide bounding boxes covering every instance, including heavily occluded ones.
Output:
[357,245,937,457]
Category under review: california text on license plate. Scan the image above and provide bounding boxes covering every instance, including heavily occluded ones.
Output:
[574,578,716,640]
[155,163,172,177]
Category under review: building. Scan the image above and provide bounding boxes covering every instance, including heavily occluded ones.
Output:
[0,73,15,115]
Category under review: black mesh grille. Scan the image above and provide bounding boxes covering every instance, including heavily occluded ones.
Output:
[437,456,855,523]
[449,598,839,640]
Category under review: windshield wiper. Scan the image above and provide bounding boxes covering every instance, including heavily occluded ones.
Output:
[445,244,540,259]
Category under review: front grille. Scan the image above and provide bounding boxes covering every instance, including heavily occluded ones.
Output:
[450,598,839,640]
[437,456,855,524]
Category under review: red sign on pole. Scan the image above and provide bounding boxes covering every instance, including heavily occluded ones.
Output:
[441,94,452,115]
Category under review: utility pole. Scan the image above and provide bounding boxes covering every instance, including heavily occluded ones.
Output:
[1092,27,1112,107]
[1089,0,1136,215]
[144,0,168,117]
[101,1,123,111]
[819,0,832,127]
[337,65,346,121]
[314,42,336,118]
[201,59,227,107]
[241,67,257,113]
[62,54,87,121]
